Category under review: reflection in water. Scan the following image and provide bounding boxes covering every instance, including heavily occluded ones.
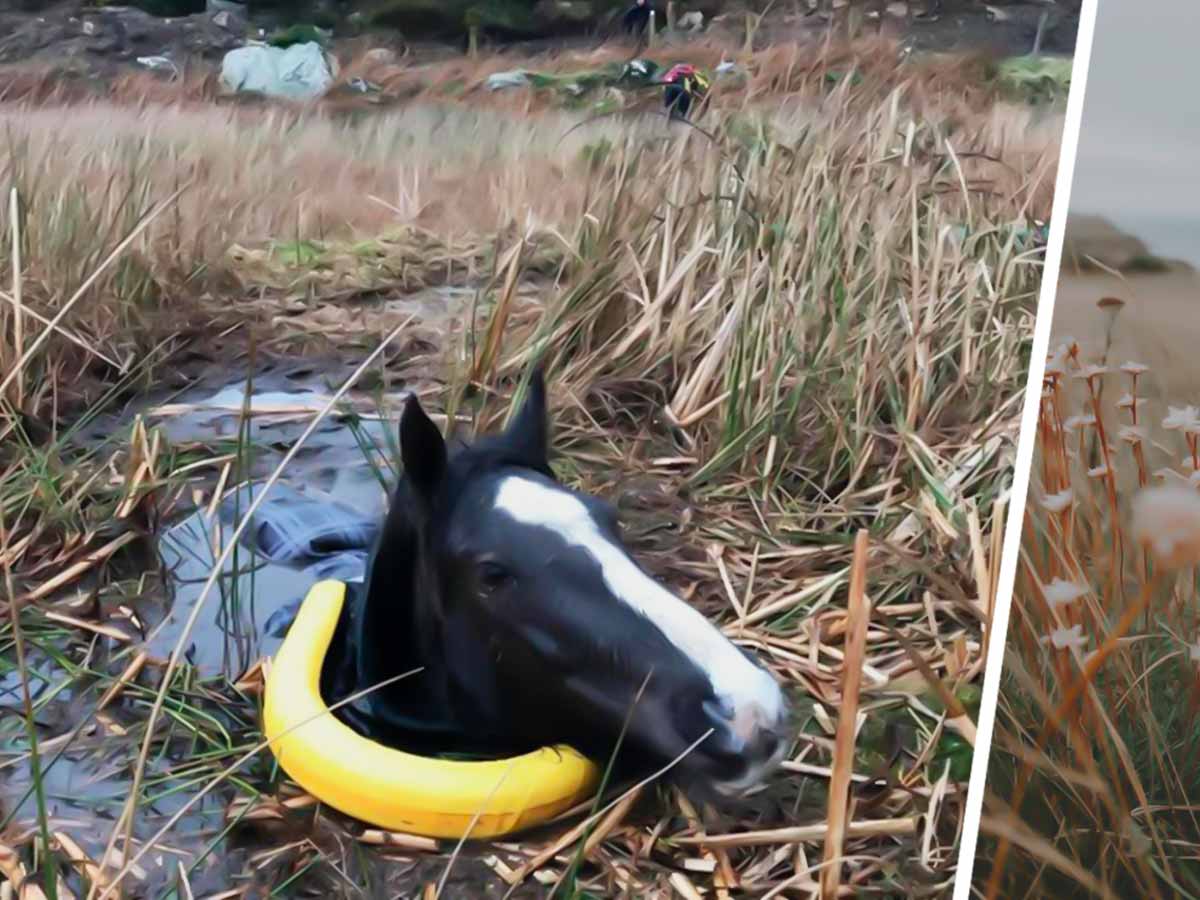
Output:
[144,372,406,676]
[155,481,381,675]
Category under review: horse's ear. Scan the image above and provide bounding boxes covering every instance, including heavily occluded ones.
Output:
[400,394,447,502]
[502,366,550,468]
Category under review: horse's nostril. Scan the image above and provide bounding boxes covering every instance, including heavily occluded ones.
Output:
[755,731,784,762]
[702,697,736,725]
[698,699,787,765]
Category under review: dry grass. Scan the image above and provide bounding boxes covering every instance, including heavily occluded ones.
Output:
[0,42,1059,898]
[0,34,1015,123]
[977,312,1200,897]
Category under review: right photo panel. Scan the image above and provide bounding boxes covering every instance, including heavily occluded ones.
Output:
[977,1,1200,896]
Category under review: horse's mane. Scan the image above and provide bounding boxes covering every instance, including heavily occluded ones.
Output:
[326,430,556,757]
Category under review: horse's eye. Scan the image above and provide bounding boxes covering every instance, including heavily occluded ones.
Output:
[478,561,512,593]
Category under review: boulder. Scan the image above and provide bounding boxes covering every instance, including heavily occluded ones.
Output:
[1063,215,1173,272]
[363,46,397,65]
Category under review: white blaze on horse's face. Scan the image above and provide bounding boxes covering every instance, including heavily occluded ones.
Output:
[494,474,787,788]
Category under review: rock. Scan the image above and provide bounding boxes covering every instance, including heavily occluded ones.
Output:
[207,0,245,12]
[212,10,237,30]
[219,42,335,101]
[363,47,396,65]
[485,69,530,91]
[82,19,97,36]
[1063,215,1156,272]
[269,23,332,49]
[677,10,703,32]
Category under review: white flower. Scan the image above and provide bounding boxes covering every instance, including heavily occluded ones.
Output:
[1041,489,1074,512]
[1163,406,1200,431]
[1119,425,1146,444]
[1055,336,1079,355]
[1044,578,1086,608]
[1073,364,1109,381]
[1044,350,1067,378]
[1116,393,1147,412]
[1121,362,1149,376]
[1043,625,1087,651]
[1131,485,1200,569]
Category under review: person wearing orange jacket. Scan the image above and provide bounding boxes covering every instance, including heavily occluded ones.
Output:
[661,63,710,120]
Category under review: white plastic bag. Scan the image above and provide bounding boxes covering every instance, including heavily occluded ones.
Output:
[220,42,335,102]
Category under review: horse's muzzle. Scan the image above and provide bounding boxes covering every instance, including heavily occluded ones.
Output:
[694,695,789,796]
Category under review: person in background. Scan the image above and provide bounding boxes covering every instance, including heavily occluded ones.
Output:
[661,63,710,120]
[623,0,652,36]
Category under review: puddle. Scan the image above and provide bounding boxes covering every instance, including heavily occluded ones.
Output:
[1,365,416,893]
[0,284,559,894]
[0,750,238,893]
[153,481,378,674]
[137,370,407,676]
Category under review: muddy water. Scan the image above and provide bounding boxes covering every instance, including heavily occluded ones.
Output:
[92,363,409,674]
[78,275,489,676]
[1,367,412,894]
[0,288,498,895]
[147,385,397,674]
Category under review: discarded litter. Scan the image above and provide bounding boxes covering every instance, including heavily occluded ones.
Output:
[620,58,660,83]
[137,55,180,79]
[485,70,530,91]
[220,41,335,102]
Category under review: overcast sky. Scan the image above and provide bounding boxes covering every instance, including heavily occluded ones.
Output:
[1069,0,1200,264]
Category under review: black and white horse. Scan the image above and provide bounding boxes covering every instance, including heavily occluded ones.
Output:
[325,370,788,798]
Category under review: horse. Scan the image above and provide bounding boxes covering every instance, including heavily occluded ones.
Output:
[323,369,789,799]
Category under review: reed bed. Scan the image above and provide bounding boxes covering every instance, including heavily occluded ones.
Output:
[0,50,1059,898]
[978,319,1200,898]
[0,35,1030,121]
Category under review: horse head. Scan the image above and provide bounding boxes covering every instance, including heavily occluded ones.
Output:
[356,370,789,798]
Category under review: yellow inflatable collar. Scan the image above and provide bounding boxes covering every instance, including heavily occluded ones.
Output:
[262,580,601,839]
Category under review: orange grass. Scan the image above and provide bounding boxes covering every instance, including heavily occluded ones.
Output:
[980,324,1200,897]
